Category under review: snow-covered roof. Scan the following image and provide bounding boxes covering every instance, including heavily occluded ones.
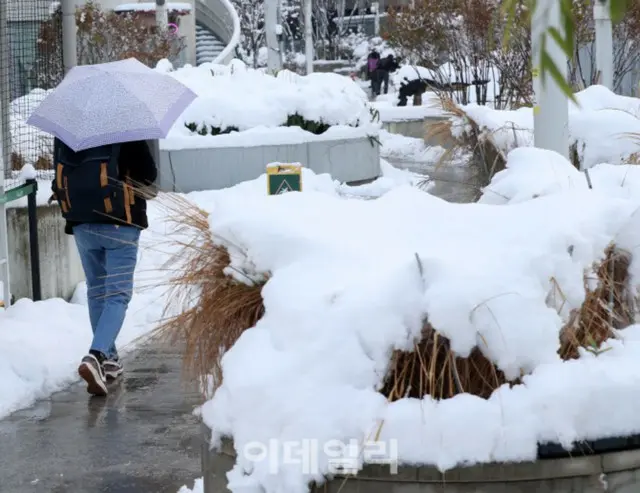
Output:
[114,2,192,13]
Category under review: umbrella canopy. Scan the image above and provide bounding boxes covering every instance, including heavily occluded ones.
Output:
[26,58,197,152]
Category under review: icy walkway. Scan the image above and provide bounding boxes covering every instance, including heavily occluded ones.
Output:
[0,342,202,492]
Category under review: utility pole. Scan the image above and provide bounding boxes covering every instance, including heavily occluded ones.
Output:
[594,0,614,90]
[156,0,168,30]
[265,0,281,73]
[62,0,78,73]
[531,0,569,161]
[304,0,313,74]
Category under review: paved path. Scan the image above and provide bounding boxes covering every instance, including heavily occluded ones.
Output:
[389,158,481,203]
[0,343,202,493]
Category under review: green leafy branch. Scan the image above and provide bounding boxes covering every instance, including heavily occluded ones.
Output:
[501,0,630,104]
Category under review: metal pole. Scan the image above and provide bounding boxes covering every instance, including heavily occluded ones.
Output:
[26,179,41,301]
[155,0,168,30]
[304,0,313,74]
[594,0,614,90]
[277,0,285,67]
[531,0,570,160]
[265,0,281,73]
[0,0,12,308]
[62,0,78,74]
[372,2,380,37]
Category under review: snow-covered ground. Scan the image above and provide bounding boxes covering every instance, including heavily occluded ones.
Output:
[379,129,446,163]
[176,144,640,493]
[0,164,417,421]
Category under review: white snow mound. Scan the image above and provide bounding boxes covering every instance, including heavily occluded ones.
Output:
[198,147,640,493]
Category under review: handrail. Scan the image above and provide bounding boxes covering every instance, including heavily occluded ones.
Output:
[195,0,240,65]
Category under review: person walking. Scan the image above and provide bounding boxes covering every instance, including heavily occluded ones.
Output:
[50,138,157,396]
[377,54,399,95]
[367,50,381,97]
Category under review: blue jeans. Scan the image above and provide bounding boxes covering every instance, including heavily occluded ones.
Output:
[73,224,140,360]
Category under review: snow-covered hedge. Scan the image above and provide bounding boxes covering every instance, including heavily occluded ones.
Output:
[157,59,377,138]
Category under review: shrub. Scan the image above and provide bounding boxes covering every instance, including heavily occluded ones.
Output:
[36,1,186,88]
[184,115,332,136]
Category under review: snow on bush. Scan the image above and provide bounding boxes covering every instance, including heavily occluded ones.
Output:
[162,59,376,137]
[10,58,378,163]
[450,85,640,169]
[190,146,640,492]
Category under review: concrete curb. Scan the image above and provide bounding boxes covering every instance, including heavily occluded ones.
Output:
[201,427,640,493]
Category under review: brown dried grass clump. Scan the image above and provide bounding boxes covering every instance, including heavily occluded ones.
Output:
[10,152,25,170]
[381,324,509,401]
[422,95,507,192]
[560,245,633,360]
[153,196,266,389]
[34,154,53,170]
[382,245,633,402]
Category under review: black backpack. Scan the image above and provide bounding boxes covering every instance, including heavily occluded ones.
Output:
[52,139,133,224]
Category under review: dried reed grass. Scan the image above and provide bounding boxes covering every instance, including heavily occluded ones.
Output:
[381,324,508,401]
[422,95,508,193]
[559,245,632,359]
[382,245,633,401]
[153,196,266,389]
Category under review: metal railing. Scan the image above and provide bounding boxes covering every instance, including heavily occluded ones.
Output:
[195,0,240,64]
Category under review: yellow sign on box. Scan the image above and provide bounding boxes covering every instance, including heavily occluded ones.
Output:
[266,163,303,195]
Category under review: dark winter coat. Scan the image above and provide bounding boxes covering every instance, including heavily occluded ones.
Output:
[53,139,158,235]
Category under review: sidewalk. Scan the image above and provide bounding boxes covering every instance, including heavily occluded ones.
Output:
[0,341,202,493]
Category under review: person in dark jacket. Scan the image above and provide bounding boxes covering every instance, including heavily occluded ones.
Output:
[52,139,157,396]
[367,50,381,96]
[376,54,399,95]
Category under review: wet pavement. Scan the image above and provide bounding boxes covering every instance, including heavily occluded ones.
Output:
[390,158,482,203]
[0,343,203,493]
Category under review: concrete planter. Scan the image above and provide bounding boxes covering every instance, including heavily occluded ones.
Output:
[158,136,380,193]
[7,204,84,301]
[201,426,640,493]
[382,116,454,149]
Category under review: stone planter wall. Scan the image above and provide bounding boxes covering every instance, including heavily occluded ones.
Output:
[7,204,84,301]
[157,136,380,193]
[382,116,453,148]
[201,427,640,493]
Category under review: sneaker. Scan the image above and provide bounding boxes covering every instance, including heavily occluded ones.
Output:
[102,359,124,381]
[78,354,108,396]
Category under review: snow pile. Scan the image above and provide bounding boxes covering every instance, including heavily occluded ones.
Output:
[159,59,377,148]
[190,147,640,492]
[453,85,640,169]
[379,130,446,163]
[0,164,414,420]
